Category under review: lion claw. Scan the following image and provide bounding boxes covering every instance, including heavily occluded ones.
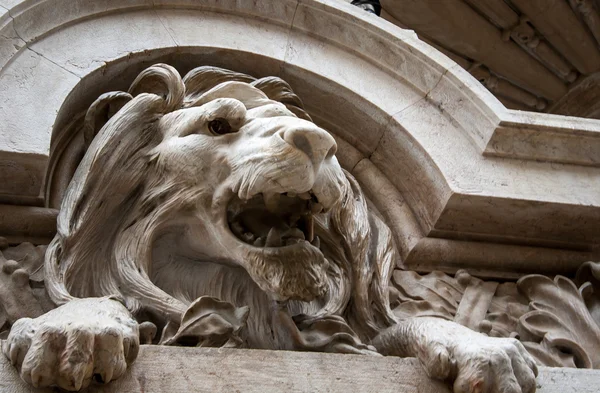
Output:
[429,335,538,393]
[3,297,139,391]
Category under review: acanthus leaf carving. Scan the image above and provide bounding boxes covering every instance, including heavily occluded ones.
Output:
[576,261,600,328]
[279,311,378,355]
[0,239,52,339]
[160,296,249,348]
[516,274,600,368]
[391,265,600,369]
[484,281,528,338]
[390,270,465,321]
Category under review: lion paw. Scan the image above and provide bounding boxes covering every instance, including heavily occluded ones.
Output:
[3,297,139,391]
[425,335,538,393]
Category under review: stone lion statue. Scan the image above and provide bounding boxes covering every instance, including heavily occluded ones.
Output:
[2,64,538,392]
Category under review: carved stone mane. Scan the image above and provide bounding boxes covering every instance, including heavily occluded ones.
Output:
[43,64,396,346]
[1,64,549,393]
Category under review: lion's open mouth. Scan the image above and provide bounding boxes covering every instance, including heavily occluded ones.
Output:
[227,191,324,249]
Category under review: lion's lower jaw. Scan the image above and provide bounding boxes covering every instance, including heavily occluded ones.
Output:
[244,246,329,302]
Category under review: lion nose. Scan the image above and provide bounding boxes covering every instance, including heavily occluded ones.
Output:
[283,127,337,170]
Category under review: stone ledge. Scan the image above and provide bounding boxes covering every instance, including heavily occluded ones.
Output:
[487,109,600,167]
[1,345,600,392]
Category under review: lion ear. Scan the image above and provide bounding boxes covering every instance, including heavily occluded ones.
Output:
[128,63,184,113]
[83,91,133,149]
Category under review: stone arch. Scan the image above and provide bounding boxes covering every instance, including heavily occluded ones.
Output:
[1,0,598,276]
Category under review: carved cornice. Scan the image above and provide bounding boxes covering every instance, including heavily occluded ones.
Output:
[381,0,600,119]
[0,205,57,245]
[486,109,600,167]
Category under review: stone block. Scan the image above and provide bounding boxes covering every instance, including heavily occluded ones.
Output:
[1,345,599,393]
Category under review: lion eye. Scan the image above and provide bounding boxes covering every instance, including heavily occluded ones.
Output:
[208,118,234,135]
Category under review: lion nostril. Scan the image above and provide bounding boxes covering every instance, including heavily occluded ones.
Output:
[284,128,337,167]
[291,134,314,160]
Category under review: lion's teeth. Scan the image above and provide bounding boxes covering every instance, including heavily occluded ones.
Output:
[311,202,324,214]
[263,193,281,212]
[254,237,266,247]
[241,232,255,243]
[311,235,320,248]
[287,192,297,198]
[298,192,311,200]
[266,227,282,247]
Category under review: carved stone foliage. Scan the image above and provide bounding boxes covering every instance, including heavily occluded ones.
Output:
[516,274,600,368]
[390,264,600,369]
[578,261,600,327]
[0,239,53,339]
[160,296,249,347]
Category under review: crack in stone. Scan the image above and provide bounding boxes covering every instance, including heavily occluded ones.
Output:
[280,0,301,78]
[364,67,452,165]
[2,5,81,80]
[154,8,178,47]
[26,47,81,79]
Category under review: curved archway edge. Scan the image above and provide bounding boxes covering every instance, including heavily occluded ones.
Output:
[0,0,599,276]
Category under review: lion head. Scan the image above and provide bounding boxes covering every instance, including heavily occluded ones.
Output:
[44,64,397,342]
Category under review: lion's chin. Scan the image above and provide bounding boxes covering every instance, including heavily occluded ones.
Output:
[243,243,329,302]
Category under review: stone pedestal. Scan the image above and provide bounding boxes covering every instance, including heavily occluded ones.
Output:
[1,345,599,393]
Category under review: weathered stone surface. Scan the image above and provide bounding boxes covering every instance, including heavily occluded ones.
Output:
[486,110,600,167]
[379,0,600,119]
[0,0,598,276]
[380,0,567,101]
[0,205,57,245]
[29,10,176,77]
[1,346,599,393]
[0,64,542,393]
